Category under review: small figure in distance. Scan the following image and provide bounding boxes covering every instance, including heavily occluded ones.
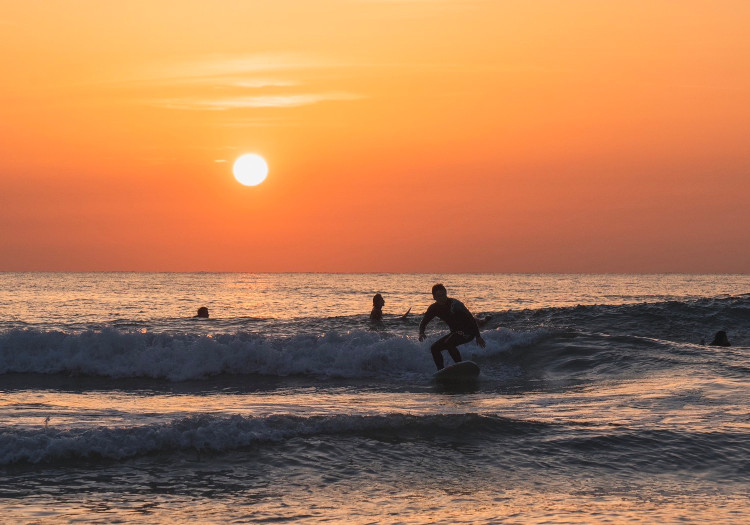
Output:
[710,330,731,347]
[418,283,486,370]
[370,293,411,327]
[195,306,209,319]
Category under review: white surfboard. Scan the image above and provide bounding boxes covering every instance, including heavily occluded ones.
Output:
[433,360,480,381]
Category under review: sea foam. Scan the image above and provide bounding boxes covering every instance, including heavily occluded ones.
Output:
[0,327,536,381]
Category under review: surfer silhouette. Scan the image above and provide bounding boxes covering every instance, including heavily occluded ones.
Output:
[418,284,486,370]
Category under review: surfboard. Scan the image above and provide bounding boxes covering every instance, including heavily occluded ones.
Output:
[433,360,480,381]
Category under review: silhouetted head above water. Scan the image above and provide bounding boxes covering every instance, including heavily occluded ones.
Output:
[710,330,730,346]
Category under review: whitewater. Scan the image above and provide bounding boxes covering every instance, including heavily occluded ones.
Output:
[1,273,749,523]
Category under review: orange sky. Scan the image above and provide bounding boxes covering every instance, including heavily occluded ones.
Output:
[1,1,749,272]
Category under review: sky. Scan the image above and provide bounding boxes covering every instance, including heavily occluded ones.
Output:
[1,0,749,272]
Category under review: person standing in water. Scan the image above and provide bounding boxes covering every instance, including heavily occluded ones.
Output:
[419,284,486,370]
[370,293,411,327]
[370,293,386,323]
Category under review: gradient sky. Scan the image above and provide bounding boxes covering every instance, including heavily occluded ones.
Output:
[1,1,748,272]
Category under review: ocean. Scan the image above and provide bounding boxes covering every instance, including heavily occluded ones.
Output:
[1,273,748,523]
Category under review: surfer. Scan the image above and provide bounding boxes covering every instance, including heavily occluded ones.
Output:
[418,284,486,370]
[370,293,411,327]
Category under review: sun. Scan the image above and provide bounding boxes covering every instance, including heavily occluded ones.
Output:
[233,153,268,186]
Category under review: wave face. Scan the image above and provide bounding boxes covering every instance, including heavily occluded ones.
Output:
[3,412,748,477]
[0,413,538,465]
[0,295,747,381]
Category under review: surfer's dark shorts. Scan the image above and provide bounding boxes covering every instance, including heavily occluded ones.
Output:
[431,331,475,352]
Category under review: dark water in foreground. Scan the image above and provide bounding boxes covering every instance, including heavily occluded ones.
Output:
[1,273,749,523]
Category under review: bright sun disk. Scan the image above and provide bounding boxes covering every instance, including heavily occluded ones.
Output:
[233,153,268,186]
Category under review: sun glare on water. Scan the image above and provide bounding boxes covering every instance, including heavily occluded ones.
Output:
[233,153,268,186]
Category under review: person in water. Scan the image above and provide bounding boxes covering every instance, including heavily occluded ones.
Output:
[370,294,385,323]
[418,283,486,370]
[195,306,209,318]
[710,330,731,347]
[370,293,411,326]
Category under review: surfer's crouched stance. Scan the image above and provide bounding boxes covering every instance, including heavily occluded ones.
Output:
[419,284,486,370]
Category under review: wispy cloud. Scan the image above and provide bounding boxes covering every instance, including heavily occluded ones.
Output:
[232,79,298,89]
[218,117,305,128]
[128,53,343,86]
[123,53,363,113]
[354,0,482,4]
[151,92,364,111]
[352,0,486,12]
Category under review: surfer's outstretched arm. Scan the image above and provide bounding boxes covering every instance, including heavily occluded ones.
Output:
[472,316,486,348]
[466,308,486,348]
[418,304,438,341]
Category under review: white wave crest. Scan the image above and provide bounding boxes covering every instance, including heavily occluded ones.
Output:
[0,328,543,381]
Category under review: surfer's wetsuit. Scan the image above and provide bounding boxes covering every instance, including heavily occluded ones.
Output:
[419,298,481,370]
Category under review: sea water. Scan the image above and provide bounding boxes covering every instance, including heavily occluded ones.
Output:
[1,273,749,523]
